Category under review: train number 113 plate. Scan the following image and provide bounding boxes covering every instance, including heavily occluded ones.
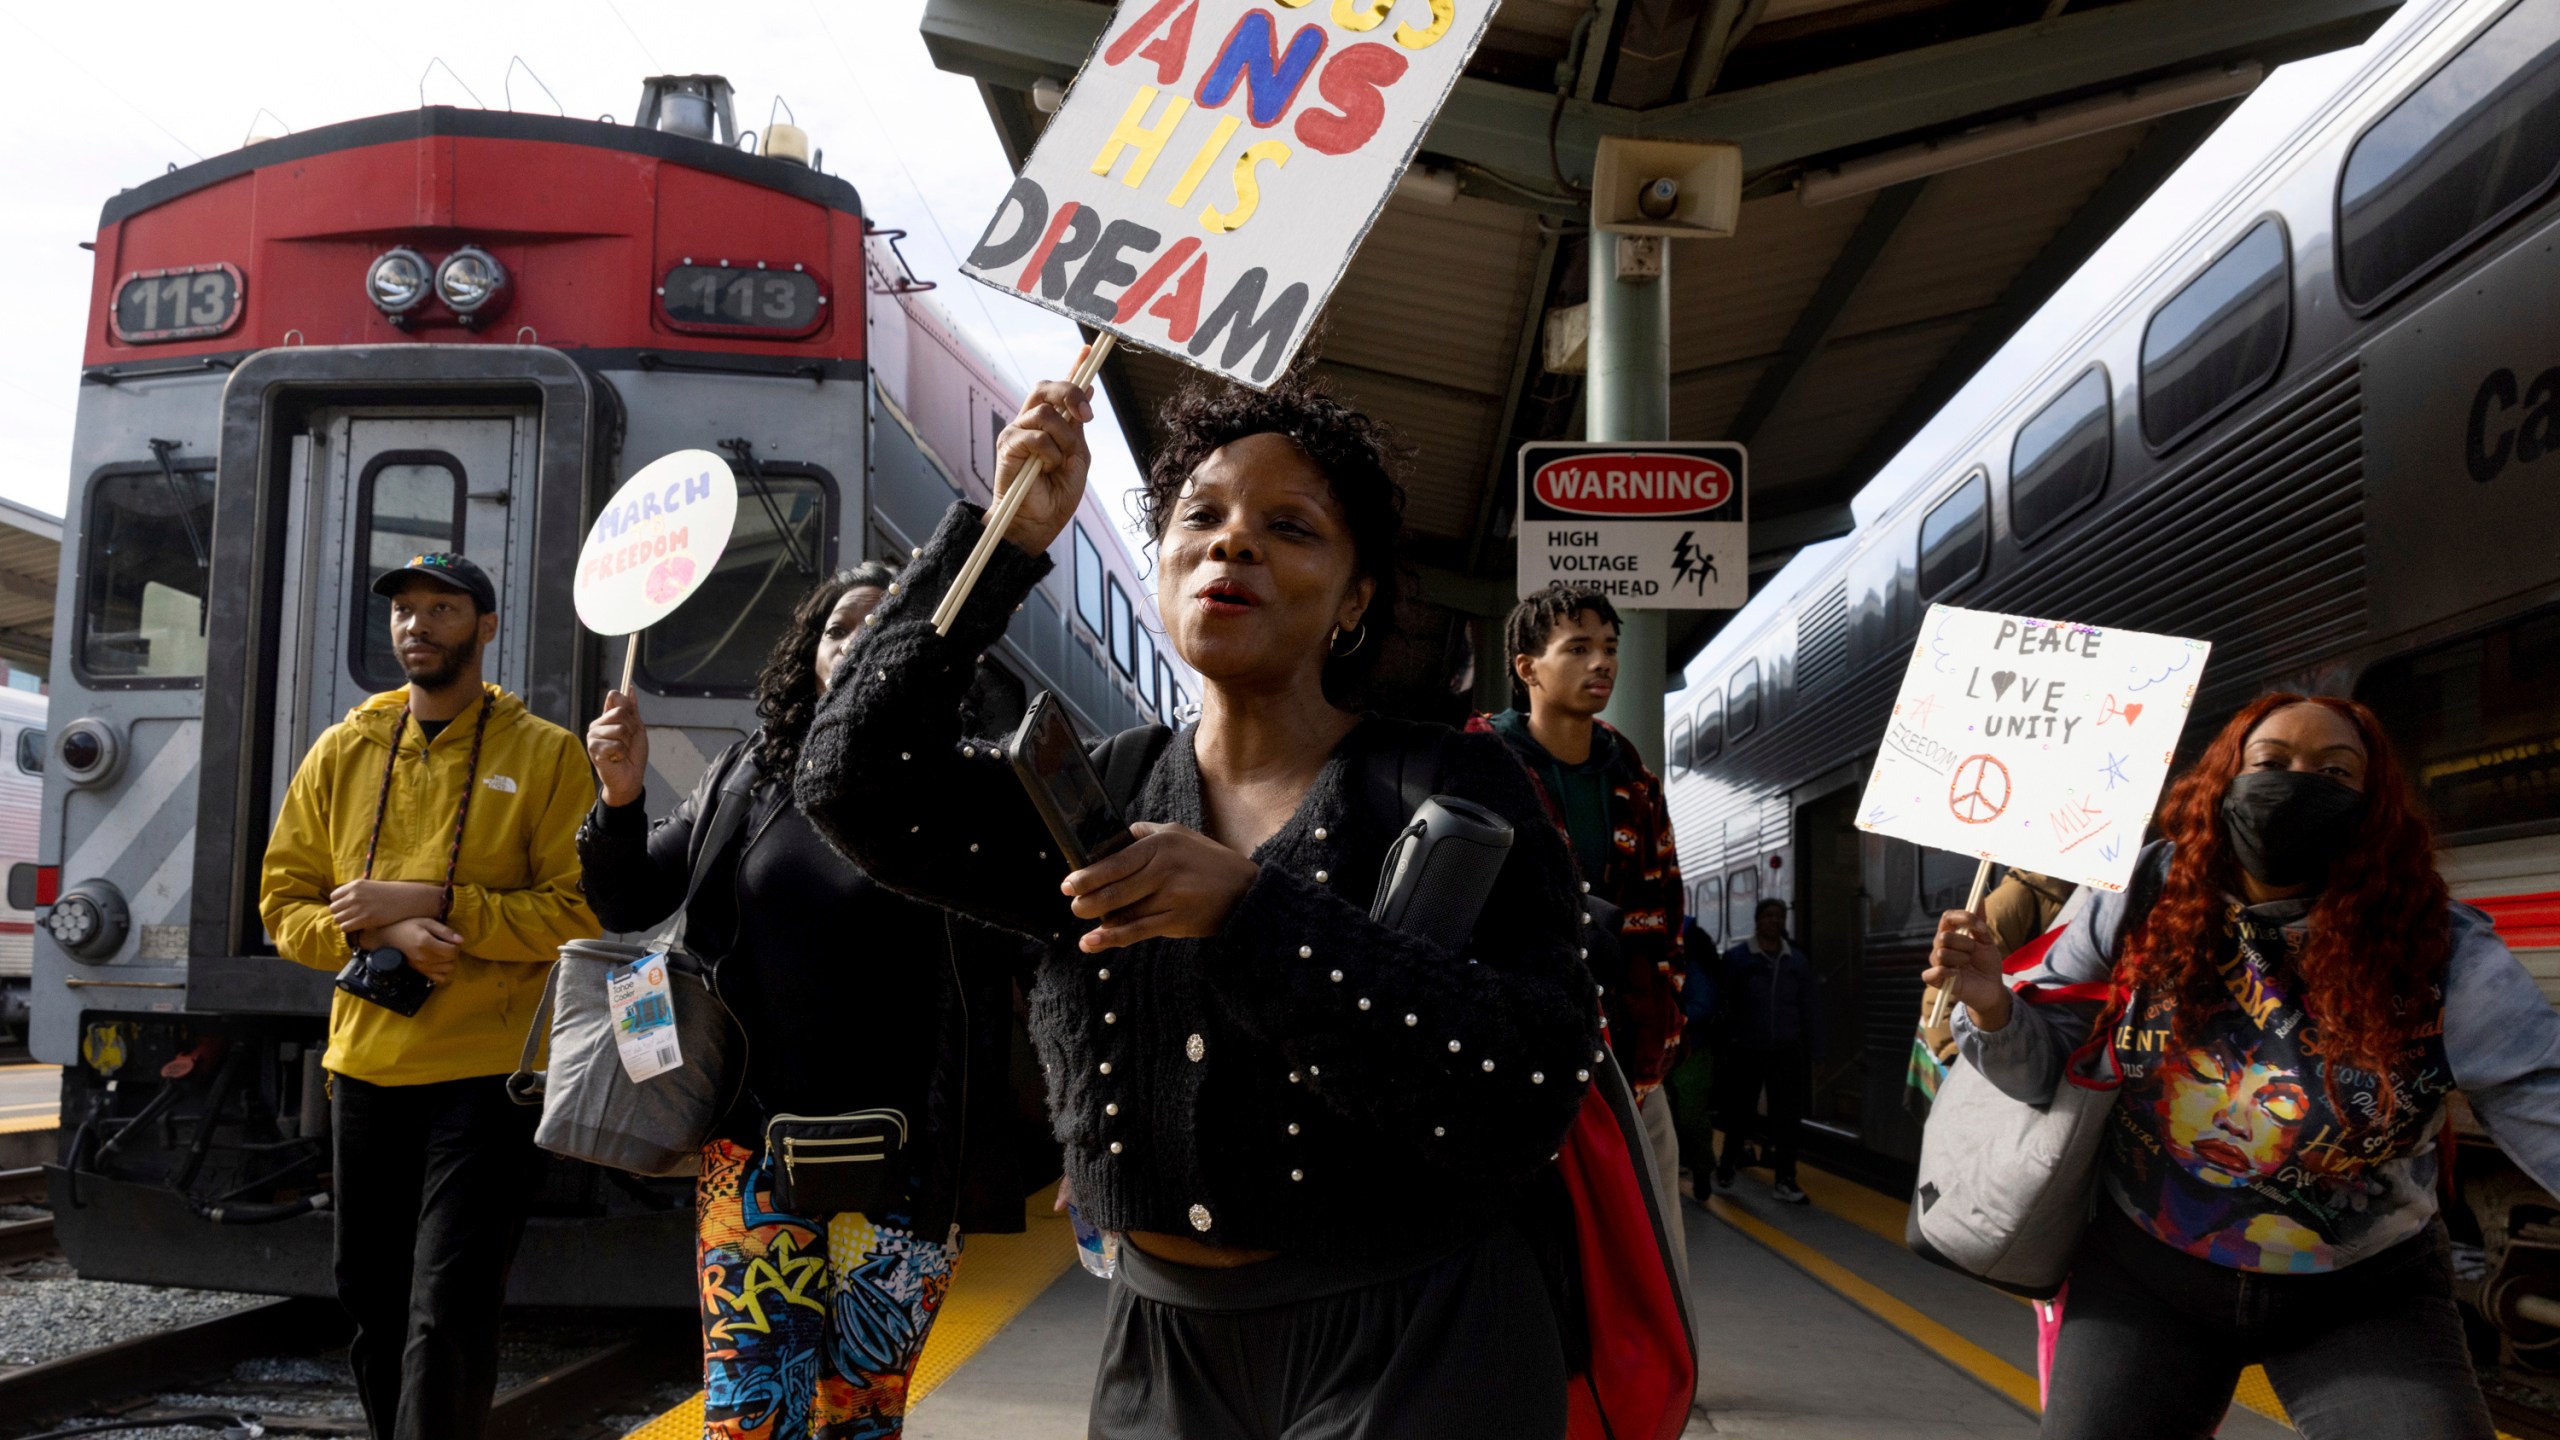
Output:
[112,263,244,343]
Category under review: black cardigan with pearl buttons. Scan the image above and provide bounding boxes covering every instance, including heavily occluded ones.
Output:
[797,503,1603,1258]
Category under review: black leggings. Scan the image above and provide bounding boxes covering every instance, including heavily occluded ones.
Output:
[2043,1204,2495,1440]
[1089,1223,1566,1440]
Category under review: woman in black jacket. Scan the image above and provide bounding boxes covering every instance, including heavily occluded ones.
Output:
[580,564,1031,1440]
[796,370,1604,1440]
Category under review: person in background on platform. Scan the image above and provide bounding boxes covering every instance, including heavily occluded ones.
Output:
[1909,868,2079,1118]
[796,366,1602,1439]
[581,563,1038,1440]
[1666,915,1721,1197]
[258,554,597,1440]
[1928,695,2560,1440]
[1470,584,1687,1245]
[1714,897,1819,1204]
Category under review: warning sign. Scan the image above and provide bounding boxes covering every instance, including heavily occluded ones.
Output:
[1515,441,1747,608]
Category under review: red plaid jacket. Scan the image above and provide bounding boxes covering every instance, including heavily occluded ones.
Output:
[1468,713,1687,1086]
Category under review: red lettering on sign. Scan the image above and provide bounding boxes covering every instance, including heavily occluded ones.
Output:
[1532,454,1735,516]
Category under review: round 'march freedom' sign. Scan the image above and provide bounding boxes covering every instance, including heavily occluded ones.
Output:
[575,449,738,636]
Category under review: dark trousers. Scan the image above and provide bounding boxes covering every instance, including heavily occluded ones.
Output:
[1713,1043,1808,1184]
[2044,1204,2495,1440]
[1092,1224,1566,1440]
[332,1073,541,1440]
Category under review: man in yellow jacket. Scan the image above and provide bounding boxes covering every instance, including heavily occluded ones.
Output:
[259,552,596,1440]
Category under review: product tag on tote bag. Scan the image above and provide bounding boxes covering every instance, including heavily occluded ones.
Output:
[607,953,683,1083]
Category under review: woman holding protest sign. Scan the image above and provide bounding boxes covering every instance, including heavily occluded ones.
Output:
[795,365,1603,1438]
[579,563,1037,1440]
[1926,694,2560,1439]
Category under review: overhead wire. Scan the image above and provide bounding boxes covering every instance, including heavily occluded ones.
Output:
[6,14,205,161]
[800,0,1039,395]
[598,0,664,70]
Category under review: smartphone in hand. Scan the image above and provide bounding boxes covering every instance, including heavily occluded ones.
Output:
[1007,691,1136,870]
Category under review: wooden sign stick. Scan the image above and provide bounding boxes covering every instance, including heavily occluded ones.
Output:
[1924,856,1996,1030]
[619,633,640,698]
[932,335,1117,636]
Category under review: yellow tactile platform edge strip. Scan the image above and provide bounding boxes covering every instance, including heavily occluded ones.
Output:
[621,1183,1077,1440]
[1753,1160,2522,1438]
[0,1114,55,1135]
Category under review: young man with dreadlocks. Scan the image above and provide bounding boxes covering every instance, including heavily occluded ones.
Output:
[1470,584,1688,1265]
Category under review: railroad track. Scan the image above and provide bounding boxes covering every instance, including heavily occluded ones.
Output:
[0,1167,47,1266]
[0,1290,692,1439]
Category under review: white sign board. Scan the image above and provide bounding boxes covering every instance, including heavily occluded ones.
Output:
[1517,441,1748,607]
[961,0,1499,389]
[1855,604,2211,893]
[575,449,738,636]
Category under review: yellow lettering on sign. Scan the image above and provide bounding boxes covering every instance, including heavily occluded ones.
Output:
[1167,115,1244,207]
[1200,141,1292,234]
[1395,0,1453,48]
[1091,85,1193,188]
[1332,0,1394,33]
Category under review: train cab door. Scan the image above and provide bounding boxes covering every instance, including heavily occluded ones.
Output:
[1793,784,1869,1141]
[275,409,534,796]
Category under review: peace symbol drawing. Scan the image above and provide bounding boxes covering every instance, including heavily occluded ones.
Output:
[1947,753,2012,825]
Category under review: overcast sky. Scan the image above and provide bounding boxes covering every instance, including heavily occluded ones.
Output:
[0,0,2436,619]
[0,0,1145,537]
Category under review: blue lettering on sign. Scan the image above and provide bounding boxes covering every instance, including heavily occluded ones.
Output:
[687,470,713,503]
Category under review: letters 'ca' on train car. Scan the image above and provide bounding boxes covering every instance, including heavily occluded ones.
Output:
[34,74,1186,1300]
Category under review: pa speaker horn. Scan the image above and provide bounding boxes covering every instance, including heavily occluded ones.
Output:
[1591,137,1742,238]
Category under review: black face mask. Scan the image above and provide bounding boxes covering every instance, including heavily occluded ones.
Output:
[2219,770,2366,888]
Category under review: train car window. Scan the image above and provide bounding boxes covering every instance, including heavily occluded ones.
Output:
[1694,689,1723,764]
[1916,471,1988,600]
[1669,718,1692,775]
[1918,849,1979,916]
[1107,577,1135,675]
[1134,624,1158,711]
[2141,219,2291,452]
[1728,661,1760,743]
[641,467,836,696]
[1074,524,1106,636]
[1862,834,1920,934]
[351,453,467,692]
[2356,606,2560,838]
[1725,865,1760,945]
[1158,657,1179,724]
[78,463,217,686]
[1696,877,1722,947]
[2337,0,2560,311]
[14,728,41,774]
[1176,682,1193,720]
[2009,368,2112,543]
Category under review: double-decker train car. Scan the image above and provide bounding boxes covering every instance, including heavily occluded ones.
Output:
[1668,0,2560,1365]
[30,75,1183,1303]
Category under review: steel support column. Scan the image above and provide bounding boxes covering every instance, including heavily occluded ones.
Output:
[1590,235,1671,773]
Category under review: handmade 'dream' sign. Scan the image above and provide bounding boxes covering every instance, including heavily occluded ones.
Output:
[961,0,1498,389]
[576,449,739,689]
[1856,604,2212,895]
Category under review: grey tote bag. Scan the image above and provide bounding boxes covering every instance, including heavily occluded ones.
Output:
[508,939,738,1178]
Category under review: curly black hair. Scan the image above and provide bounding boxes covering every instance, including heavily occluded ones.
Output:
[753,561,900,775]
[1140,379,1407,703]
[1503,584,1622,710]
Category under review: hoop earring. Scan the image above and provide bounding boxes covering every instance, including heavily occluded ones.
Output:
[1330,622,1368,658]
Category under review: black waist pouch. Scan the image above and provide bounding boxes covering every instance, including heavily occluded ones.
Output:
[765,1109,910,1217]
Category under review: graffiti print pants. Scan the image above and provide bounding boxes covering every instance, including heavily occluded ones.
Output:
[696,1140,960,1440]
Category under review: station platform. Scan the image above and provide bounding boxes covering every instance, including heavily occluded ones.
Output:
[615,1161,2325,1439]
[0,1062,58,1169]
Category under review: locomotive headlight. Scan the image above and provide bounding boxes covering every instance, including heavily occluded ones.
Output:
[366,248,433,318]
[434,247,508,319]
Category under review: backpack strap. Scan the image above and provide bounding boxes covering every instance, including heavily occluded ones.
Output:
[1361,722,1455,833]
[1094,724,1175,817]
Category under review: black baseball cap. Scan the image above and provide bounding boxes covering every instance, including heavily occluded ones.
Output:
[373,552,496,612]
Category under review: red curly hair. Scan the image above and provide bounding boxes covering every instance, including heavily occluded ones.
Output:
[2114,694,2449,1105]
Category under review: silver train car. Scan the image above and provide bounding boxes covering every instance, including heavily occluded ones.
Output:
[28,75,1183,1302]
[1667,0,2560,1362]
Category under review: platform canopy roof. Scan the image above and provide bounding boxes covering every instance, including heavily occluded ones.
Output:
[924,0,2400,670]
[0,499,60,678]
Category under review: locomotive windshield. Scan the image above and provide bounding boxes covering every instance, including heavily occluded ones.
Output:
[78,466,214,684]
